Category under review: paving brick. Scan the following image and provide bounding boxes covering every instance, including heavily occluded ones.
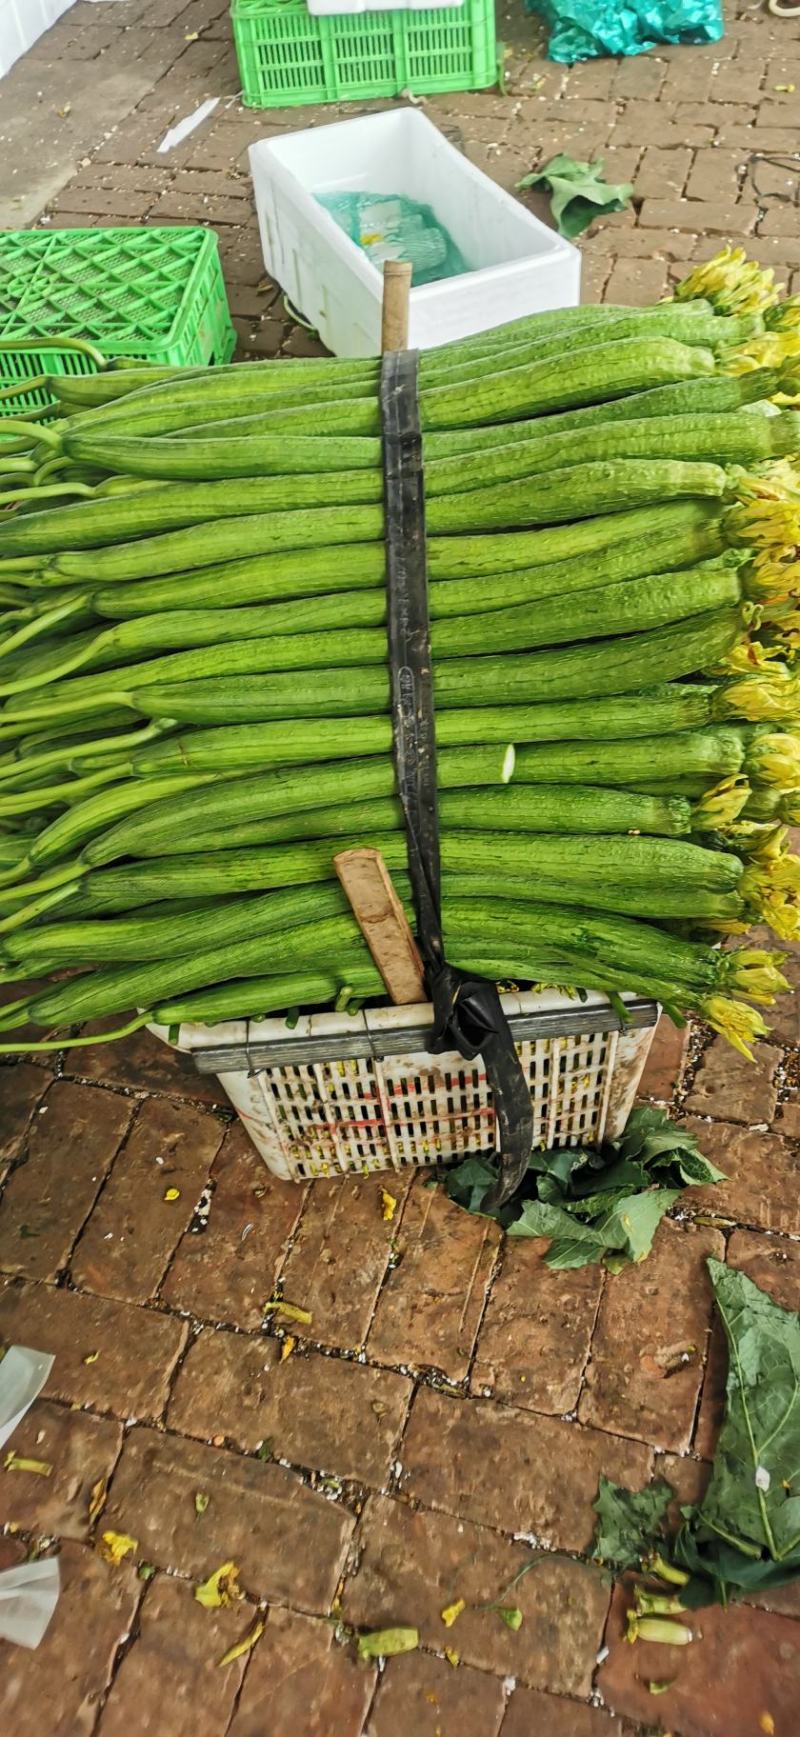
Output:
[762,944,800,1044]
[370,1650,506,1737]
[637,1014,687,1102]
[695,1228,800,1466]
[581,251,612,304]
[604,257,670,305]
[776,1099,800,1140]
[589,225,700,261]
[613,56,667,100]
[0,1541,140,1737]
[749,157,800,200]
[660,58,715,104]
[676,101,757,134]
[0,1398,122,1540]
[0,1277,187,1421]
[759,205,800,239]
[638,198,754,235]
[278,1173,411,1353]
[401,1388,652,1552]
[50,186,155,219]
[97,1572,249,1737]
[0,1082,133,1281]
[599,1579,800,1737]
[70,1096,224,1303]
[63,1025,226,1104]
[471,1236,602,1414]
[680,1118,800,1234]
[578,1220,724,1451]
[501,1688,641,1737]
[0,1063,48,1160]
[227,1605,374,1737]
[653,1448,710,1530]
[613,101,715,148]
[560,59,618,101]
[340,1495,610,1695]
[168,1327,411,1482]
[683,1036,781,1123]
[102,1425,353,1611]
[634,145,693,199]
[684,148,746,203]
[709,61,767,106]
[162,1122,305,1328]
[367,1178,500,1379]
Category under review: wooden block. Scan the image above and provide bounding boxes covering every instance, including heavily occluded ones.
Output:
[334,847,425,1006]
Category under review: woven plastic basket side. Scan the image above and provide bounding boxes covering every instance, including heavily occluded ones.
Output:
[156,999,657,1183]
[231,0,497,109]
[0,227,235,413]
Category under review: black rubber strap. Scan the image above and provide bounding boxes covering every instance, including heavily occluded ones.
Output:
[380,349,533,1205]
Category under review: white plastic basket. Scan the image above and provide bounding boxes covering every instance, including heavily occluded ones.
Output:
[249,108,581,358]
[151,990,658,1183]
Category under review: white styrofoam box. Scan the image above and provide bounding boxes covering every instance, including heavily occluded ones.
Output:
[250,109,581,358]
[0,0,77,79]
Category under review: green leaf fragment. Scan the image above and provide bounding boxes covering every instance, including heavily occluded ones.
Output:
[445,1107,721,1272]
[517,153,633,240]
[690,1260,800,1565]
[495,1605,523,1631]
[592,1476,674,1571]
[356,1626,419,1661]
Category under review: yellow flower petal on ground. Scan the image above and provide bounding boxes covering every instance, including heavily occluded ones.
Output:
[195,1561,242,1608]
[88,1477,107,1523]
[440,1598,465,1627]
[99,1531,137,1565]
[4,1453,52,1475]
[218,1618,265,1668]
[262,1299,312,1325]
[280,1336,296,1362]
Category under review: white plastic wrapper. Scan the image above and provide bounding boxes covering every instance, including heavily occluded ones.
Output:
[0,1345,54,1452]
[0,1346,60,1648]
[0,1559,61,1650]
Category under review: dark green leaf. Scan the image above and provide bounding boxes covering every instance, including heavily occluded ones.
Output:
[592,1476,674,1571]
[695,1259,800,1563]
[597,1188,681,1265]
[507,1198,621,1252]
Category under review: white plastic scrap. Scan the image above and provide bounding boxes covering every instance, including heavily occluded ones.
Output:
[0,1347,61,1648]
[0,1345,54,1453]
[157,99,220,155]
[0,1558,60,1650]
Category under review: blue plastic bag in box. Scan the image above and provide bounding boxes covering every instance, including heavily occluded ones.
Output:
[526,1,724,62]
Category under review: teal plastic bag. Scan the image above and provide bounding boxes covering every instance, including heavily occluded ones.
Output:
[527,1,724,62]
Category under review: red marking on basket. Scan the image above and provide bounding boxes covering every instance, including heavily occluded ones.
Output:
[297,1105,497,1137]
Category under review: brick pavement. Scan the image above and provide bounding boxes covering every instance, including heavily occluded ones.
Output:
[1,3,799,1734]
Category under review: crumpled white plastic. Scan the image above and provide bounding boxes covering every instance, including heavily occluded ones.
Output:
[0,1345,60,1648]
[0,1559,61,1650]
[0,1345,53,1453]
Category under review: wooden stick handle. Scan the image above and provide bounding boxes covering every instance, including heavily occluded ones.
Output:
[381,259,412,353]
[334,847,426,1006]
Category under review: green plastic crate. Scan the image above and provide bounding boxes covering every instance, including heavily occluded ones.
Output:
[0,226,236,415]
[231,0,498,108]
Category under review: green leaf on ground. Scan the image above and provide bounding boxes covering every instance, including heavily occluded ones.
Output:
[694,1260,800,1563]
[592,1476,674,1571]
[444,1107,721,1272]
[516,153,633,239]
